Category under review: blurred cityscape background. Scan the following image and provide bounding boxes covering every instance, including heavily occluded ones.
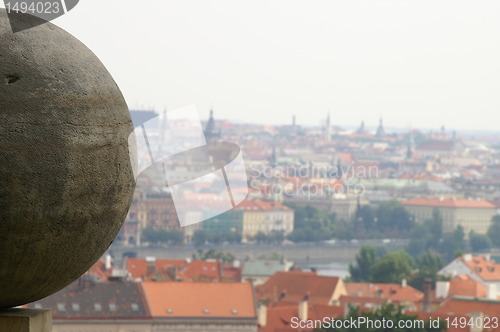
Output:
[25,108,500,331]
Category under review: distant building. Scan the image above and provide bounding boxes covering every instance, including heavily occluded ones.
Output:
[256,271,347,305]
[242,259,294,285]
[236,200,294,242]
[134,191,178,231]
[402,197,496,234]
[258,302,344,332]
[438,254,500,296]
[26,281,151,332]
[27,280,257,332]
[141,282,257,332]
[416,140,463,157]
[323,113,332,142]
[126,257,223,282]
[375,117,385,137]
[344,281,423,312]
[204,109,221,144]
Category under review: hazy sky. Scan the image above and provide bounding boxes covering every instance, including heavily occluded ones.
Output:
[3,1,500,131]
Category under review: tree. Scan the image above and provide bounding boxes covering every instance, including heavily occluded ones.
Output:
[407,224,432,257]
[371,251,414,284]
[349,246,378,282]
[469,232,492,253]
[409,252,443,291]
[316,303,446,331]
[487,215,500,248]
[406,209,443,258]
[192,249,236,264]
[441,225,466,262]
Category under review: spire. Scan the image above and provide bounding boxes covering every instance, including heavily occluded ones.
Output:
[356,120,366,134]
[204,108,220,144]
[324,112,332,142]
[376,117,385,137]
[406,130,414,160]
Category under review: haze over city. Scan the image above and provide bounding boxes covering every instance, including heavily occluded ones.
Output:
[2,0,500,131]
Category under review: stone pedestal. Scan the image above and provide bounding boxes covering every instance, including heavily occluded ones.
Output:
[0,309,52,332]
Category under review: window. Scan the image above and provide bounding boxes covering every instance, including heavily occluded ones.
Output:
[109,303,117,311]
[131,303,139,311]
[71,303,80,311]
[57,303,66,311]
[94,303,102,311]
[34,303,42,309]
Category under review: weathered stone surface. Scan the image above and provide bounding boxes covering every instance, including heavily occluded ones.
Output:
[0,10,135,308]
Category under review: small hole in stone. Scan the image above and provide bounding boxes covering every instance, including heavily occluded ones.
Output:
[5,75,20,85]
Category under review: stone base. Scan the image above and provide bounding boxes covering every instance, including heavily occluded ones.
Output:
[0,308,52,332]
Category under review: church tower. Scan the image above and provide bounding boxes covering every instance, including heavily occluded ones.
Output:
[323,113,332,142]
[376,117,385,137]
[204,109,221,144]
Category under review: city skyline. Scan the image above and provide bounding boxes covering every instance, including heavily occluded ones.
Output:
[2,0,499,131]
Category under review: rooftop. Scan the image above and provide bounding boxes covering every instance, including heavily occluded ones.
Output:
[141,282,256,318]
[402,197,495,209]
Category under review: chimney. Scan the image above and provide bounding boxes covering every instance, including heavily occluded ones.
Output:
[233,260,241,269]
[298,301,308,322]
[435,281,450,299]
[185,257,192,264]
[484,254,491,262]
[463,254,473,262]
[422,278,432,312]
[488,284,497,300]
[258,305,267,327]
[105,254,112,271]
[401,279,407,288]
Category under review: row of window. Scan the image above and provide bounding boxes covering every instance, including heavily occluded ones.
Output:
[34,303,139,312]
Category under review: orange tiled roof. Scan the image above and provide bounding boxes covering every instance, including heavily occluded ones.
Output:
[84,259,113,281]
[260,303,344,332]
[141,282,256,318]
[222,264,242,282]
[256,271,342,305]
[345,282,424,303]
[461,256,500,281]
[126,258,221,282]
[402,197,495,209]
[435,297,500,331]
[449,274,487,298]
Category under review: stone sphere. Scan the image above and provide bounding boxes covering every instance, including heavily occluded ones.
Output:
[0,10,135,308]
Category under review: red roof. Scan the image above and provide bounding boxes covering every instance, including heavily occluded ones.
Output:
[260,303,344,332]
[449,274,487,298]
[84,259,113,281]
[435,297,500,331]
[461,256,500,281]
[402,197,495,209]
[126,258,221,282]
[345,282,423,304]
[256,271,344,305]
[141,282,256,318]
